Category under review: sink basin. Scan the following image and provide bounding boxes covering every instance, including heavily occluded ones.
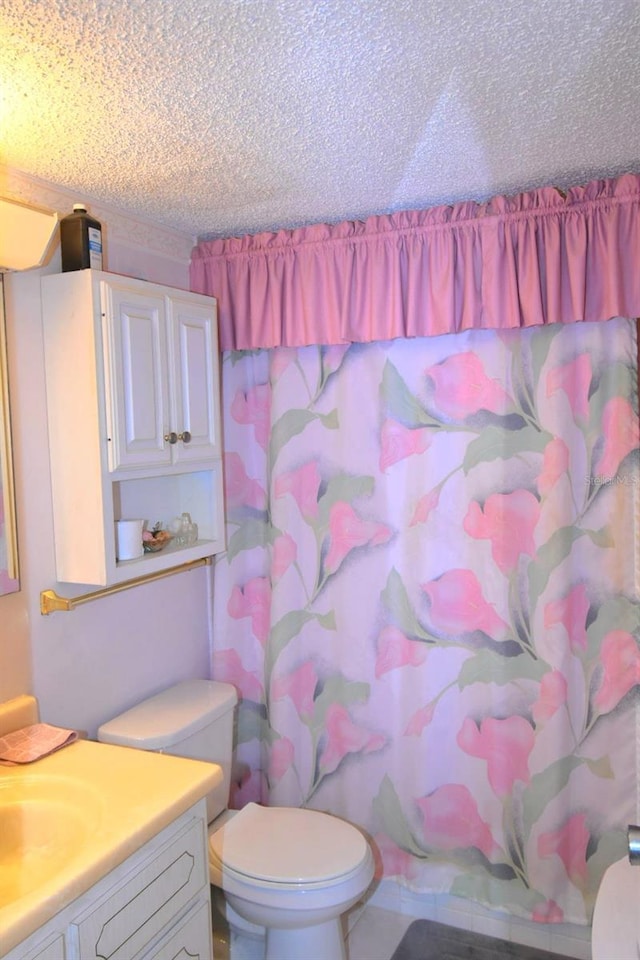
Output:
[0,774,100,904]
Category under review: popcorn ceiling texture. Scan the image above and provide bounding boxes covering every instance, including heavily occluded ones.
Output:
[1,0,639,241]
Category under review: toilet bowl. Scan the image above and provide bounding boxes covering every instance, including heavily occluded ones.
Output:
[209,802,374,960]
[592,855,640,960]
[97,679,374,960]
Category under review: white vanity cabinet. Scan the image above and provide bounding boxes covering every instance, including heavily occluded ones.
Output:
[41,270,225,586]
[2,802,213,960]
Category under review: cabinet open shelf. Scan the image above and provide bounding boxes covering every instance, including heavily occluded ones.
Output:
[114,539,219,578]
[113,465,225,580]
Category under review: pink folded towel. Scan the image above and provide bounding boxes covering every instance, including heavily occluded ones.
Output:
[0,723,78,765]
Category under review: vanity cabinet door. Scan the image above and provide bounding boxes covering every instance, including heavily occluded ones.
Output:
[102,281,172,472]
[141,896,212,960]
[23,935,65,960]
[70,817,207,960]
[3,932,66,960]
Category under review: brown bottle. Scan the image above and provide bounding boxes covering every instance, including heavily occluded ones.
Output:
[60,204,103,272]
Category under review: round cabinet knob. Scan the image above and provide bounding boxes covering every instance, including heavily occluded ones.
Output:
[163,431,178,444]
[179,431,192,444]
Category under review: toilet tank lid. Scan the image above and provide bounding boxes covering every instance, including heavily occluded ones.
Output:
[97,679,238,750]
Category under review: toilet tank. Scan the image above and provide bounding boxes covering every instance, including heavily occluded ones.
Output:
[97,679,238,823]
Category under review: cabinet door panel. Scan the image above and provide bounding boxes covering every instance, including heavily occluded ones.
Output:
[170,298,221,464]
[72,819,206,960]
[142,896,212,960]
[103,283,172,471]
[3,931,66,960]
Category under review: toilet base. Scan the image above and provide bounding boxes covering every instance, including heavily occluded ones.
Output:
[265,918,345,960]
[211,887,265,960]
[217,905,346,960]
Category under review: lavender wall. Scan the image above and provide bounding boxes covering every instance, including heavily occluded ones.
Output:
[0,169,214,737]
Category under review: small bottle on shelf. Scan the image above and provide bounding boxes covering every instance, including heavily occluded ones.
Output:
[169,513,198,546]
[182,512,198,545]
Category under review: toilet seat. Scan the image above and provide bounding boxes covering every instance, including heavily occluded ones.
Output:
[209,802,370,885]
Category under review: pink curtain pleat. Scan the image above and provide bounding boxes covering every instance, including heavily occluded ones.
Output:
[190,173,640,351]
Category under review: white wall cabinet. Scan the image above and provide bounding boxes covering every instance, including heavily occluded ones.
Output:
[2,803,213,960]
[102,283,220,472]
[41,270,225,586]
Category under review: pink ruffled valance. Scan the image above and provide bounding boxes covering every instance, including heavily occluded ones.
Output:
[190,173,640,351]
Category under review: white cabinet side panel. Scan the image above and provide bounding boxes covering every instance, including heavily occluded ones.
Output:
[41,272,109,584]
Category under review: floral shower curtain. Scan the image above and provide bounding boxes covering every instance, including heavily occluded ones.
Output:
[192,174,640,923]
[210,317,639,925]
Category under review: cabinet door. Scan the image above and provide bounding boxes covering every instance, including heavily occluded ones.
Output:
[142,896,212,960]
[3,931,66,960]
[71,818,207,960]
[102,280,173,471]
[169,296,221,464]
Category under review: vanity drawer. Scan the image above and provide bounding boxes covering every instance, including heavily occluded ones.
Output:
[6,933,66,960]
[70,817,207,960]
[141,895,212,960]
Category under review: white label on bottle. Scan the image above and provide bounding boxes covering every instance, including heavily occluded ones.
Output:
[88,226,103,270]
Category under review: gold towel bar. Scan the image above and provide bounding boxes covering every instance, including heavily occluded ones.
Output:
[40,556,212,615]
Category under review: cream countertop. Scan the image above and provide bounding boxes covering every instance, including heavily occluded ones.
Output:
[0,738,221,955]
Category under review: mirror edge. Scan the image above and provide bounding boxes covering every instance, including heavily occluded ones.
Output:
[0,274,19,584]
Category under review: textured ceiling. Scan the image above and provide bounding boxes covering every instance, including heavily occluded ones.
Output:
[1,0,639,241]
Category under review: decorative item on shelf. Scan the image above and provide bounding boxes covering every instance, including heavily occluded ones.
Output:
[142,522,173,553]
[168,512,198,547]
[168,515,185,546]
[183,512,198,545]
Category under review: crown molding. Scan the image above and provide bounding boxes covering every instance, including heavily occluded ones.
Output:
[0,166,195,263]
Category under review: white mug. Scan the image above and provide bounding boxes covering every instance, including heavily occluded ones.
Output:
[115,519,144,561]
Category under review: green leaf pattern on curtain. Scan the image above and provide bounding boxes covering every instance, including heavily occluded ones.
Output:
[213,319,640,925]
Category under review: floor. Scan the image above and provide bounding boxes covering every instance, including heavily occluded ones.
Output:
[213,901,592,960]
[345,904,592,960]
[345,906,417,960]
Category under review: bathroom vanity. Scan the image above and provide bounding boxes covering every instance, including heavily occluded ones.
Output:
[3,803,212,960]
[0,722,221,960]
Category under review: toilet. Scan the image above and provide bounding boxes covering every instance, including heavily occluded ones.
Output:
[97,679,374,960]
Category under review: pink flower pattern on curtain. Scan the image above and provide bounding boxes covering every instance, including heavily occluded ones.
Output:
[211,318,639,924]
